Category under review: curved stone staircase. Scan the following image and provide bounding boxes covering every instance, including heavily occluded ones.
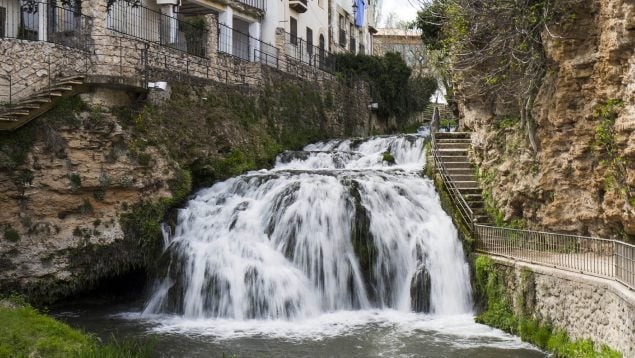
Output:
[433,131,490,224]
[0,76,86,131]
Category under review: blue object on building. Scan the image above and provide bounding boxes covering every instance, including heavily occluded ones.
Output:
[355,0,366,27]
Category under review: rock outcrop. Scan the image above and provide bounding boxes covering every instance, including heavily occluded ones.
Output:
[0,72,377,303]
[462,0,635,239]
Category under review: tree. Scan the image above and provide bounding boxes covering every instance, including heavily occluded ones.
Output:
[412,0,582,150]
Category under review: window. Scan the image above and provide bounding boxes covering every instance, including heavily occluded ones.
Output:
[306,27,313,54]
[338,14,346,47]
[349,24,355,53]
[0,7,6,38]
[290,16,297,45]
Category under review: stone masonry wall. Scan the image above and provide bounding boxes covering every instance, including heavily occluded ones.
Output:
[490,256,635,356]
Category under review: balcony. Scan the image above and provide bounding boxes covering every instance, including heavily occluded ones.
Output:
[235,0,266,12]
[289,0,308,13]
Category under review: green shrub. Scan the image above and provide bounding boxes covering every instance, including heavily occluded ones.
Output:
[3,227,20,242]
[69,173,82,191]
[382,151,396,164]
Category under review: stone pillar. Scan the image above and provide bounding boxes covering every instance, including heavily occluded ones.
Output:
[218,7,233,55]
[38,2,47,42]
[275,27,286,71]
[159,5,178,44]
[205,13,219,60]
[249,21,260,62]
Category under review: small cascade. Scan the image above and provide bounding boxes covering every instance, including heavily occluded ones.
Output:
[143,134,472,320]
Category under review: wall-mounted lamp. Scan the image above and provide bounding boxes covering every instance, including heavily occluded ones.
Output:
[148,81,168,91]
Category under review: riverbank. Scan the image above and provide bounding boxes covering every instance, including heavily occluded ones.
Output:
[0,295,152,357]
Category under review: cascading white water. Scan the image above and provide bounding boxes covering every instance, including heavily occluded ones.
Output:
[143,134,472,320]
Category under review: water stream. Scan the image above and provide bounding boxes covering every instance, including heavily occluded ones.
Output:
[55,133,545,357]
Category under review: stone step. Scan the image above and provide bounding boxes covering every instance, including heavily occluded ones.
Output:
[55,75,86,82]
[436,138,471,144]
[464,193,483,201]
[438,142,470,150]
[442,161,472,169]
[53,79,84,86]
[434,132,471,140]
[454,181,479,189]
[0,110,29,116]
[0,116,18,122]
[467,201,484,209]
[449,174,477,182]
[446,168,474,176]
[458,187,483,195]
[437,148,468,156]
[11,104,40,110]
[17,97,52,105]
[474,215,491,224]
[30,90,64,98]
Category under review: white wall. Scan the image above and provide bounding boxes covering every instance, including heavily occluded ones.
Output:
[262,0,329,50]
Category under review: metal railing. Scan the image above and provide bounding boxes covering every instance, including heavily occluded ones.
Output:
[235,0,266,11]
[0,0,89,49]
[430,132,475,232]
[107,0,207,57]
[283,31,335,73]
[217,22,278,63]
[430,128,635,292]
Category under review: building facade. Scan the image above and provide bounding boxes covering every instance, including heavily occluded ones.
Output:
[373,28,427,74]
[329,0,377,55]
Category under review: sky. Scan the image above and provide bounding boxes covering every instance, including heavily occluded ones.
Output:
[380,0,420,26]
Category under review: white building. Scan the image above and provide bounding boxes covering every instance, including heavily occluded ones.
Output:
[329,0,377,55]
[262,0,329,65]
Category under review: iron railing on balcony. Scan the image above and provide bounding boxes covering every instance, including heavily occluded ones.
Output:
[217,22,278,65]
[107,0,207,57]
[0,0,89,49]
[235,0,265,11]
[284,31,335,73]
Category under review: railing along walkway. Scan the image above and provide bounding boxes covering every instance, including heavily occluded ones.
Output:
[431,131,635,292]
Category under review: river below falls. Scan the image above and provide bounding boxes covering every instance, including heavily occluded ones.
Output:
[54,299,544,357]
[54,132,546,357]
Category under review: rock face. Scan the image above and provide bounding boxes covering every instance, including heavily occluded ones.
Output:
[0,73,377,303]
[462,0,635,239]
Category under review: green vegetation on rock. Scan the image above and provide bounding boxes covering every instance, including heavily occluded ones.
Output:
[382,151,396,164]
[474,256,621,358]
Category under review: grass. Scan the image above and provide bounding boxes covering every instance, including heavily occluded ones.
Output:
[0,296,153,358]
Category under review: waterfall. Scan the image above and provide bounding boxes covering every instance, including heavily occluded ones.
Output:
[143,134,472,320]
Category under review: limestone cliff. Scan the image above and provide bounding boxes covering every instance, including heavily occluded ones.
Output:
[462,0,635,239]
[0,72,375,302]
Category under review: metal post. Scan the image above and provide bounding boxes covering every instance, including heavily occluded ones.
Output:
[614,240,617,280]
[48,54,51,96]
[119,37,123,77]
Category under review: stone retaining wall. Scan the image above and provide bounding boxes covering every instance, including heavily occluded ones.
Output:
[490,256,635,356]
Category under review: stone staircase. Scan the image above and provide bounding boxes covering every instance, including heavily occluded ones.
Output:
[433,131,491,224]
[0,76,87,131]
